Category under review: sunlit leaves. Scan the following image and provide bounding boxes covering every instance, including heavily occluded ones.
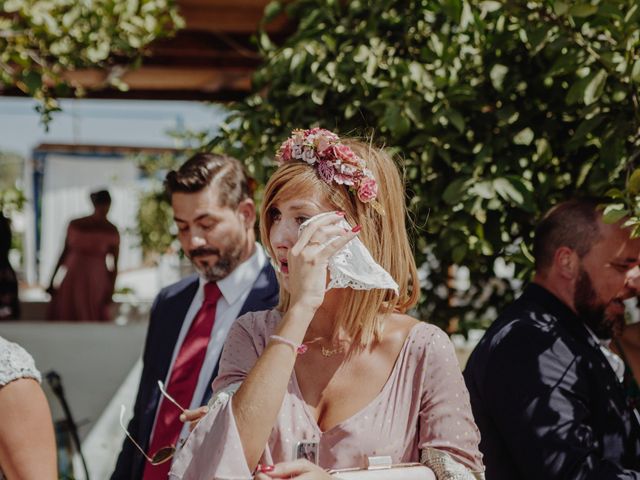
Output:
[0,0,184,126]
[203,0,640,332]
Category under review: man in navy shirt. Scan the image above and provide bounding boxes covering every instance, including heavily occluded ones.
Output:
[465,198,640,479]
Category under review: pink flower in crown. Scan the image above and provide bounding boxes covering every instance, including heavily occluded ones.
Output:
[316,159,336,183]
[333,143,365,168]
[277,140,292,163]
[357,177,378,202]
[301,147,317,164]
[290,130,305,159]
[314,133,334,156]
[291,144,303,160]
[333,163,358,186]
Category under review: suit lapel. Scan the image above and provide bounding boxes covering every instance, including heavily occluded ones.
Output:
[156,278,200,382]
[138,276,199,459]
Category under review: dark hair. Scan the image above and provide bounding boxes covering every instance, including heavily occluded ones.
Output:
[90,189,111,206]
[164,153,254,208]
[533,197,604,271]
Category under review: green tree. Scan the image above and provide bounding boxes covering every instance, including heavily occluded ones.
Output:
[204,0,640,332]
[0,151,25,217]
[0,0,183,126]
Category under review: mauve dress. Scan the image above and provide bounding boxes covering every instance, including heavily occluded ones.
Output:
[170,310,485,480]
[47,223,119,322]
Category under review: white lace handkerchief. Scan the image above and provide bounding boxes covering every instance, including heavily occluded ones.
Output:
[299,212,399,295]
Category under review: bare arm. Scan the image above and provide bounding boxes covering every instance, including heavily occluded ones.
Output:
[47,224,71,293]
[0,378,57,479]
[109,234,120,296]
[232,213,357,471]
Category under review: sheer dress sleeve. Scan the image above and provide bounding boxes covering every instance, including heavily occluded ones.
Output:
[169,310,271,480]
[417,326,485,480]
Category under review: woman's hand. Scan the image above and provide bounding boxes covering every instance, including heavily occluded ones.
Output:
[179,405,209,432]
[287,212,359,311]
[254,459,333,479]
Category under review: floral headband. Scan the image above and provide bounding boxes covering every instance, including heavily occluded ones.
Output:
[275,128,384,214]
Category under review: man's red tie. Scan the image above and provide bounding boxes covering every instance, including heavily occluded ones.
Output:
[142,282,222,480]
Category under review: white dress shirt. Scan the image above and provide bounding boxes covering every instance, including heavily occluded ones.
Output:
[584,324,625,383]
[150,242,268,447]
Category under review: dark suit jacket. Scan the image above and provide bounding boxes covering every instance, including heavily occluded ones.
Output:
[111,261,278,480]
[463,283,640,479]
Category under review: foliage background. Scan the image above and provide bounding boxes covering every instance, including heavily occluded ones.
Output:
[0,0,183,126]
[4,0,640,332]
[204,0,640,332]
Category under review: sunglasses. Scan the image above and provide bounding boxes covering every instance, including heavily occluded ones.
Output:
[118,380,187,465]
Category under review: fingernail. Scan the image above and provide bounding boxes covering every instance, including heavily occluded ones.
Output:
[336,211,345,216]
[179,414,186,422]
[203,406,209,413]
[351,225,362,233]
[259,465,275,473]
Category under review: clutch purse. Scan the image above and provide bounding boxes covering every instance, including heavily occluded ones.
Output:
[328,456,436,480]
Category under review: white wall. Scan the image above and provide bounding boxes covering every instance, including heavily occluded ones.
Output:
[39,154,141,284]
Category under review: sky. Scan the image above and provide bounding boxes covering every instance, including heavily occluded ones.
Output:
[0,97,226,159]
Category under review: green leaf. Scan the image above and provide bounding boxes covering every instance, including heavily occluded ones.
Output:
[480,1,502,13]
[602,203,629,224]
[259,32,274,51]
[584,69,607,106]
[569,4,598,18]
[452,243,468,264]
[605,188,625,200]
[472,181,495,200]
[631,59,640,84]
[263,1,283,24]
[513,128,534,145]
[490,64,508,91]
[311,88,326,105]
[445,109,466,133]
[565,73,593,105]
[442,178,470,205]
[628,169,640,195]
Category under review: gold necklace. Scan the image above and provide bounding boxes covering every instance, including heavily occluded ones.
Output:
[320,344,345,357]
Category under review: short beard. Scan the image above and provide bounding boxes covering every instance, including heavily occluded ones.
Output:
[573,266,613,339]
[189,245,244,282]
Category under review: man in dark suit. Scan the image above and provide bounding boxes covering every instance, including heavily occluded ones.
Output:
[112,153,278,480]
[464,198,640,479]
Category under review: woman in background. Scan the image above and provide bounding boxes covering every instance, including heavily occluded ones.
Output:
[47,189,120,321]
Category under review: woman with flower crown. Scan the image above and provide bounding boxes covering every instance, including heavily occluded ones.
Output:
[169,129,485,480]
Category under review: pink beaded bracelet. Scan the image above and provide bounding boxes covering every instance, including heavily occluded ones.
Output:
[269,335,308,354]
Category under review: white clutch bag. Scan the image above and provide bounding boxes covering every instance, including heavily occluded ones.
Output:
[328,456,436,480]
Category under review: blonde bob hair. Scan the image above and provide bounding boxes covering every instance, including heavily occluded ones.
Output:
[260,137,419,347]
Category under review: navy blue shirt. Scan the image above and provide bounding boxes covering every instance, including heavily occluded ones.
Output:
[464,283,640,479]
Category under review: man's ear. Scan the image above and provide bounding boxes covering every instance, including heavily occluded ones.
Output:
[554,246,579,279]
[237,199,256,228]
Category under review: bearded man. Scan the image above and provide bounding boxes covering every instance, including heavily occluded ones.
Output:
[464,197,640,480]
[112,153,278,480]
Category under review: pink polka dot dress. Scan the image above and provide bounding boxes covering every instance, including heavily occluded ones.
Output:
[170,310,485,480]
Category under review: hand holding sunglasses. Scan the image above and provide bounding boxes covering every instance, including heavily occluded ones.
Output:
[118,380,189,465]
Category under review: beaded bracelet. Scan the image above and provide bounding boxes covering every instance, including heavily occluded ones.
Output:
[269,335,308,354]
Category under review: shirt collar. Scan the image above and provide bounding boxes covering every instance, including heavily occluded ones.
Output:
[583,323,625,382]
[198,242,266,305]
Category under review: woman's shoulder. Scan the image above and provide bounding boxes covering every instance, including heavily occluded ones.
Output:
[387,313,448,344]
[389,315,454,360]
[0,337,41,387]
